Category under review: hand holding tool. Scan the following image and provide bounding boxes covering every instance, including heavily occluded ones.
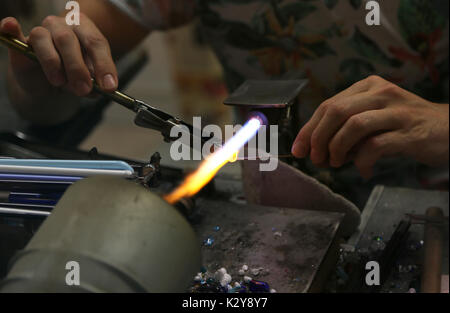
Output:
[0,34,213,150]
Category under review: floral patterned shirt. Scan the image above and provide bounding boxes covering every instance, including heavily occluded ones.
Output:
[109,0,449,112]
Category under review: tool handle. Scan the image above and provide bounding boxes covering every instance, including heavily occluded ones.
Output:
[421,207,444,293]
[0,34,38,61]
[0,33,139,111]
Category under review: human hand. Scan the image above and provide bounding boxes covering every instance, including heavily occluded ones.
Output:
[292,75,449,179]
[1,14,118,98]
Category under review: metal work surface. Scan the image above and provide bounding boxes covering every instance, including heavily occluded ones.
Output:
[344,185,449,293]
[351,185,449,265]
[191,197,344,292]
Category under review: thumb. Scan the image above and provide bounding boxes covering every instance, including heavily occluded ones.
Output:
[1,17,36,72]
[1,17,27,41]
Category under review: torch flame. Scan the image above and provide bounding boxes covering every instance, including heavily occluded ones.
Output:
[229,151,239,163]
[164,118,262,204]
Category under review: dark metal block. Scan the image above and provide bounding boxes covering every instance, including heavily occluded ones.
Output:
[224,80,308,108]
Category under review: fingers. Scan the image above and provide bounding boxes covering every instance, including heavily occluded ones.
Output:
[73,15,118,91]
[42,16,92,96]
[309,92,385,165]
[328,109,401,167]
[28,26,65,87]
[0,17,26,41]
[292,105,326,157]
[353,132,404,179]
[292,75,383,158]
[1,17,36,73]
[3,14,118,97]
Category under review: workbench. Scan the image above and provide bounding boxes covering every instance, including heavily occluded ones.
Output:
[193,198,344,293]
[1,133,448,293]
[343,185,449,293]
[188,173,345,293]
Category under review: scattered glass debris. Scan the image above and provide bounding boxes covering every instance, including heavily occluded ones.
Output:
[203,237,214,246]
[408,240,425,251]
[336,266,349,281]
[194,273,203,282]
[190,266,273,293]
[251,268,261,276]
[220,274,232,287]
[248,280,270,293]
[369,235,386,252]
[340,244,356,253]
[213,268,232,287]
[398,264,418,273]
[227,286,240,293]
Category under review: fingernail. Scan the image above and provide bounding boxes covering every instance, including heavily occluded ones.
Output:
[291,141,306,157]
[76,81,91,96]
[103,74,117,90]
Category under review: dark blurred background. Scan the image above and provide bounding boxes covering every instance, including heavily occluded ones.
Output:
[0,0,34,19]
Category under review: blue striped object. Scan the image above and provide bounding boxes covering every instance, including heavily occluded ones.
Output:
[0,159,134,171]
